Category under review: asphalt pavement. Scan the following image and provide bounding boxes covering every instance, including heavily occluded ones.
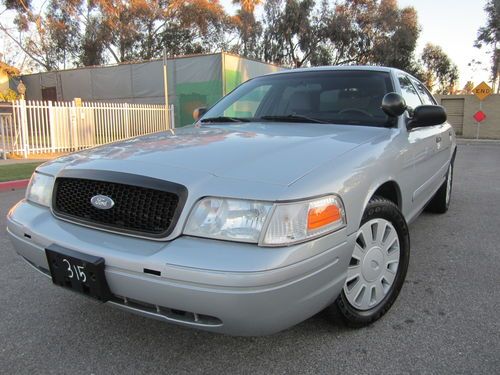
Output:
[1,142,499,374]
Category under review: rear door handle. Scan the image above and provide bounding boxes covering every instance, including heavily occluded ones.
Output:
[436,136,442,143]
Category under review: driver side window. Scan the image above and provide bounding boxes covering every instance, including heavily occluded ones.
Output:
[398,75,422,111]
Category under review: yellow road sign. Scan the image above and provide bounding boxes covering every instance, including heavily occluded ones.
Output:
[473,82,492,101]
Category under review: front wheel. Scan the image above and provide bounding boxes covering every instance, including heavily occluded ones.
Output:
[333,196,410,327]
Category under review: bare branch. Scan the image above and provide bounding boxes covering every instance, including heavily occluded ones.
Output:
[0,23,51,70]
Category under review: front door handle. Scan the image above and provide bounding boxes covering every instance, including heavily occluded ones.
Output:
[436,136,442,143]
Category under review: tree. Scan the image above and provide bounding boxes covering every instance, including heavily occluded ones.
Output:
[91,0,156,62]
[45,0,81,68]
[3,0,32,11]
[318,0,420,72]
[261,0,324,67]
[232,0,263,58]
[79,16,109,66]
[259,0,422,71]
[261,0,287,64]
[369,1,421,74]
[0,0,77,70]
[0,33,38,72]
[234,0,262,13]
[461,81,474,94]
[474,0,500,92]
[0,0,460,84]
[0,0,113,70]
[421,43,459,94]
[0,0,234,70]
[0,88,21,101]
[173,0,234,54]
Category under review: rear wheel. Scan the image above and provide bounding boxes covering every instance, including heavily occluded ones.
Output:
[333,196,410,327]
[425,162,453,214]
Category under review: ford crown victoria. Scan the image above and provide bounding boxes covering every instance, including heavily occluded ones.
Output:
[6,66,456,335]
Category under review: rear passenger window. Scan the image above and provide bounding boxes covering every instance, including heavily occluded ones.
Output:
[398,75,422,110]
[411,79,436,105]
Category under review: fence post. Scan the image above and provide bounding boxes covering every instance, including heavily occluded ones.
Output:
[165,104,169,130]
[1,115,6,160]
[70,100,79,151]
[18,99,29,159]
[48,101,56,152]
[169,104,175,129]
[124,103,130,138]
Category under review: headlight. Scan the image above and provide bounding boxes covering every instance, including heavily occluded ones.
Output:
[262,195,346,246]
[184,197,273,243]
[184,195,346,246]
[26,172,55,207]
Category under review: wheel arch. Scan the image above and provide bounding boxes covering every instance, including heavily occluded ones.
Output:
[357,179,402,222]
[371,180,402,210]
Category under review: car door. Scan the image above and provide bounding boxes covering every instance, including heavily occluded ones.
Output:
[411,77,453,170]
[398,74,444,213]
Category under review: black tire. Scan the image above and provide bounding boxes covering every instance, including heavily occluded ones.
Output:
[425,162,453,214]
[331,196,410,327]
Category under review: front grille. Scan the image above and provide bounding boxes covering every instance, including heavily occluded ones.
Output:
[53,173,186,238]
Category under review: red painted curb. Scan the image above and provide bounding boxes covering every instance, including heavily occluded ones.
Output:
[0,179,30,192]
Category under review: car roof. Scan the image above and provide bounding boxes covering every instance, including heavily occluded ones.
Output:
[264,65,406,77]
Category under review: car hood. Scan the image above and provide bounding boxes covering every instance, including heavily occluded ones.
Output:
[40,122,387,186]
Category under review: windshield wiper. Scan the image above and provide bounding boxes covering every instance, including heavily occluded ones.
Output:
[259,114,329,124]
[200,116,250,123]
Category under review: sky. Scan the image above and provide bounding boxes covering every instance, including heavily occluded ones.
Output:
[221,0,492,88]
[397,0,490,87]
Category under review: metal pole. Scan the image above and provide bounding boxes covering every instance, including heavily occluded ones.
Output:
[476,100,482,140]
[170,104,175,129]
[163,48,170,130]
[221,51,226,95]
[19,99,29,159]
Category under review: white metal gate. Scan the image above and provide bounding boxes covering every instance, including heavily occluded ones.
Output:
[0,100,175,159]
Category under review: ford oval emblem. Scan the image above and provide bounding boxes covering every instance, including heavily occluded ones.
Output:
[90,195,115,210]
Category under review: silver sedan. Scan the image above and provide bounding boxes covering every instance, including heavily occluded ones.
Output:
[7,66,456,335]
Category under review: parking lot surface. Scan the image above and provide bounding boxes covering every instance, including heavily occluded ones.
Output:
[1,142,499,374]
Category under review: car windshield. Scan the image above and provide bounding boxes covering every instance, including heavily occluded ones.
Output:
[201,70,394,127]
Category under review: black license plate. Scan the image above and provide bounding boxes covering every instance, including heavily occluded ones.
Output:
[45,245,112,302]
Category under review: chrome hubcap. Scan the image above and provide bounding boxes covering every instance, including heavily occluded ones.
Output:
[446,164,452,206]
[344,218,400,310]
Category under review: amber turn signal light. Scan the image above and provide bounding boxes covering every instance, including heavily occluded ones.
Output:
[307,204,342,230]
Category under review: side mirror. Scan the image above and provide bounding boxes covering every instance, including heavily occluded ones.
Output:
[381,92,407,117]
[193,107,207,122]
[407,105,447,129]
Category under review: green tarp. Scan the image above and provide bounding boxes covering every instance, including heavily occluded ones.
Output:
[21,53,283,127]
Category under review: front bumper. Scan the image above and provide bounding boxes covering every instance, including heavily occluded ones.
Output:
[7,200,355,336]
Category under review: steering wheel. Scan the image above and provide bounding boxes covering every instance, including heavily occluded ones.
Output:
[338,108,374,117]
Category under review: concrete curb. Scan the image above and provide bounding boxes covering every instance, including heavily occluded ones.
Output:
[457,138,500,144]
[0,179,30,192]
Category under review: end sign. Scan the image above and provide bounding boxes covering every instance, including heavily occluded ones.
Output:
[473,82,492,101]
